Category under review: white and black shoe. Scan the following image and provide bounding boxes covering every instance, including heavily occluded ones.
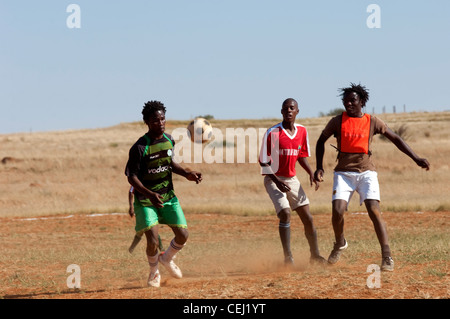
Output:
[328,239,348,264]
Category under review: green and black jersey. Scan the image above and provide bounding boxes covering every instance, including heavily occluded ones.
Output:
[125,133,176,206]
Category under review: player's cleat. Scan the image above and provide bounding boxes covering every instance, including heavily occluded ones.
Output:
[159,253,182,279]
[310,255,328,265]
[147,270,161,287]
[128,235,142,254]
[283,255,295,270]
[328,239,348,264]
[381,256,394,272]
[285,256,294,265]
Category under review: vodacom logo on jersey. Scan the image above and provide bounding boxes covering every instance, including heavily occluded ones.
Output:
[148,165,170,174]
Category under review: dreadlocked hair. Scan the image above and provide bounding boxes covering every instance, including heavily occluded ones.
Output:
[142,100,166,121]
[339,83,369,106]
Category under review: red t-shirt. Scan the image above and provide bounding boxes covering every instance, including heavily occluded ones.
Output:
[260,123,310,177]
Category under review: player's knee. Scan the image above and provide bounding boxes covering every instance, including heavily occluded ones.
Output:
[174,227,189,245]
[144,230,159,250]
[332,200,346,218]
[301,213,313,228]
[365,199,380,212]
[277,209,291,223]
[146,236,159,249]
[145,241,159,257]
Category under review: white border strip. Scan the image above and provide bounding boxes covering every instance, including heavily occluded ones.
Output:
[18,212,127,221]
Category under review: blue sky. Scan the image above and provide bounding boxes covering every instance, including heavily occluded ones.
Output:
[1,0,449,133]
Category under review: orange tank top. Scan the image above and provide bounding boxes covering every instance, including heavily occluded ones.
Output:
[340,112,371,154]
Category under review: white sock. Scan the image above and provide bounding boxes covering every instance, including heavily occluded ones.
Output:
[147,253,159,274]
[163,239,185,261]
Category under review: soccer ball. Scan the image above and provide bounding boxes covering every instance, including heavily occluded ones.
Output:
[187,118,213,143]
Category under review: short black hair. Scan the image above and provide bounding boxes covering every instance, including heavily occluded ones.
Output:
[282,98,298,107]
[339,83,369,106]
[142,100,166,121]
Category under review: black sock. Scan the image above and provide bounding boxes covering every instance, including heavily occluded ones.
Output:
[279,222,292,258]
[305,229,320,257]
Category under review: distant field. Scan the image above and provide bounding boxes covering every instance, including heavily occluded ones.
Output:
[1,111,449,217]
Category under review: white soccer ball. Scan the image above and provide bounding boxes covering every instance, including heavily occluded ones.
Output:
[187,117,213,143]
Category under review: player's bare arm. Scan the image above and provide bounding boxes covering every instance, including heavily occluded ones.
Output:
[127,175,164,208]
[382,127,430,170]
[128,190,135,217]
[297,157,319,191]
[171,161,203,184]
[314,132,329,182]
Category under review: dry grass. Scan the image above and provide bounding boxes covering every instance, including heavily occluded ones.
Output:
[0,211,448,299]
[1,111,449,218]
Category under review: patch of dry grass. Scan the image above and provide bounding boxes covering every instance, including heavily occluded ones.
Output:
[0,111,449,218]
[0,211,448,299]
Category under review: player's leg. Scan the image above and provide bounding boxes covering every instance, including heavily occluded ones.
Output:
[331,199,347,247]
[364,199,394,271]
[278,208,294,265]
[294,204,326,264]
[133,201,161,286]
[128,198,143,253]
[145,226,161,287]
[158,197,188,278]
[129,233,163,254]
[158,226,187,279]
[263,176,295,265]
[158,234,164,252]
[328,172,354,264]
[328,199,349,264]
[145,226,160,256]
[165,226,189,261]
[128,233,142,253]
[289,176,326,264]
[358,171,394,271]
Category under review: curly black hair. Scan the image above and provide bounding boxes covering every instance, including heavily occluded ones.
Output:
[142,100,166,121]
[339,83,370,106]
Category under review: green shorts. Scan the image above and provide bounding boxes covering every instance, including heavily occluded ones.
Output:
[134,196,187,235]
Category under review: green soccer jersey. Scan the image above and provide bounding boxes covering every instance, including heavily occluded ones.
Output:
[125,133,176,206]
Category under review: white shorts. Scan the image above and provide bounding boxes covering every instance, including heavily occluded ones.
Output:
[264,175,310,215]
[332,171,380,206]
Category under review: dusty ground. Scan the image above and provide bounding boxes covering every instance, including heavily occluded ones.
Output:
[0,210,448,300]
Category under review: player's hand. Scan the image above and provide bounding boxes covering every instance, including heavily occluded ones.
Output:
[415,158,430,171]
[187,171,202,184]
[149,192,164,208]
[314,169,324,182]
[128,207,135,218]
[310,175,320,191]
[276,180,291,193]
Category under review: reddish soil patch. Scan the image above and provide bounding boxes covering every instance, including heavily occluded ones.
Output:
[0,211,448,299]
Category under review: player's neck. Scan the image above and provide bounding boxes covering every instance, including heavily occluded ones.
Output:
[282,120,296,133]
[147,131,164,140]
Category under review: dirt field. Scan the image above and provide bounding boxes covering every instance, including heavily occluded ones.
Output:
[1,113,449,301]
[0,210,448,299]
